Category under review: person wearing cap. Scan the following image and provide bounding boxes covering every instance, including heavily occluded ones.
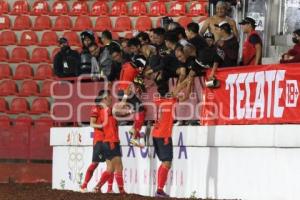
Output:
[80,30,95,74]
[209,21,239,79]
[239,17,263,65]
[200,0,238,41]
[53,37,81,77]
[280,29,300,64]
[186,22,208,57]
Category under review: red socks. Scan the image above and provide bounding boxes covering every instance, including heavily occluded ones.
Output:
[81,163,98,188]
[107,173,114,192]
[157,164,170,191]
[96,171,112,189]
[115,171,124,193]
[133,111,145,137]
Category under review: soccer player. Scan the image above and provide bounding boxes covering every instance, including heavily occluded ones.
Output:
[152,81,186,198]
[92,90,128,194]
[80,91,114,193]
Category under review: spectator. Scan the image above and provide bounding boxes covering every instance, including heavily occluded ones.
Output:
[160,16,174,31]
[209,21,239,79]
[119,37,131,60]
[280,29,300,64]
[167,22,181,31]
[198,32,217,68]
[127,37,142,56]
[149,28,156,45]
[200,1,238,41]
[152,28,168,56]
[239,17,262,65]
[80,30,95,74]
[174,26,189,46]
[136,32,150,45]
[186,22,208,57]
[53,37,81,77]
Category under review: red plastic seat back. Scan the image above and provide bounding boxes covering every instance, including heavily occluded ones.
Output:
[94,16,112,32]
[53,16,72,31]
[34,64,53,80]
[19,30,38,46]
[111,1,128,16]
[0,0,9,14]
[0,15,10,29]
[0,64,11,79]
[0,30,17,45]
[130,1,147,16]
[0,115,10,127]
[149,1,166,16]
[0,98,8,112]
[70,1,88,16]
[30,48,50,63]
[40,31,58,46]
[189,1,208,16]
[135,16,152,32]
[33,15,52,30]
[63,31,81,46]
[10,47,29,63]
[114,16,132,31]
[12,15,31,30]
[13,64,34,80]
[0,47,9,61]
[19,80,39,96]
[178,16,193,28]
[90,1,109,16]
[31,0,49,15]
[169,1,186,16]
[30,98,50,114]
[10,0,29,15]
[9,98,29,113]
[14,115,32,127]
[39,80,53,97]
[72,16,92,31]
[51,0,68,16]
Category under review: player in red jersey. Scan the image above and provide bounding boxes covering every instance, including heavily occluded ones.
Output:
[117,54,148,147]
[80,90,114,193]
[152,79,186,198]
[92,90,129,194]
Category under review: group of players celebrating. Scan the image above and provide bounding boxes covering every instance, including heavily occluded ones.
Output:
[79,21,212,197]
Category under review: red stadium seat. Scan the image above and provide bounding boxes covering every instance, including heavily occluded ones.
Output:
[0,47,9,61]
[13,64,34,80]
[31,0,49,15]
[90,1,109,16]
[63,31,81,46]
[168,1,186,16]
[19,30,38,46]
[10,0,29,15]
[30,48,50,63]
[51,0,69,16]
[30,98,50,114]
[7,97,29,114]
[70,1,88,16]
[178,16,193,28]
[124,32,133,39]
[94,16,112,32]
[33,15,52,30]
[39,80,53,97]
[135,16,152,32]
[39,31,58,46]
[12,15,31,30]
[0,115,10,128]
[30,117,53,160]
[0,0,9,14]
[0,15,10,29]
[149,1,166,16]
[9,47,29,63]
[14,115,32,127]
[72,16,92,31]
[114,16,131,32]
[18,80,39,97]
[0,64,12,79]
[129,1,147,16]
[0,30,17,46]
[110,1,128,16]
[34,64,53,80]
[112,32,120,40]
[0,80,18,96]
[188,1,207,16]
[0,98,8,112]
[52,15,72,31]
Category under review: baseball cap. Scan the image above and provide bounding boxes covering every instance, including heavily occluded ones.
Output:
[131,55,147,69]
[203,32,215,40]
[58,37,68,45]
[214,21,231,33]
[239,17,256,27]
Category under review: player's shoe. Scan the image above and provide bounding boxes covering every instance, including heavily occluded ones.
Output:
[93,186,102,193]
[80,184,88,193]
[106,189,114,194]
[155,190,169,198]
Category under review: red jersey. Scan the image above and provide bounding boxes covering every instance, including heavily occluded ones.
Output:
[118,62,139,91]
[242,31,262,65]
[90,106,105,145]
[151,97,177,138]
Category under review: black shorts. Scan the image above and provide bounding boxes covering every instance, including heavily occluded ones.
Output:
[153,137,173,162]
[117,90,145,112]
[102,142,122,161]
[92,141,106,163]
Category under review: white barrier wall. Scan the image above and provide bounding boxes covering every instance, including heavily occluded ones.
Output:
[50,125,300,200]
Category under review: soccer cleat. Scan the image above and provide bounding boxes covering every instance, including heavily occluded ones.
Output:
[155,190,169,198]
[106,189,114,194]
[93,186,102,193]
[80,185,88,193]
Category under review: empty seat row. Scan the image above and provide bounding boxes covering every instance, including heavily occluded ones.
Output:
[0,97,50,114]
[0,0,208,17]
[0,47,53,63]
[0,64,53,80]
[0,80,53,97]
